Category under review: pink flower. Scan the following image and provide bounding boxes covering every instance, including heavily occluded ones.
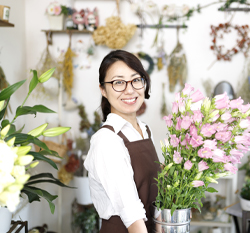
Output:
[221,111,232,121]
[230,97,244,109]
[170,135,179,147]
[178,99,186,113]
[54,5,62,15]
[212,149,227,163]
[173,151,183,164]
[234,135,250,145]
[190,124,198,137]
[182,83,194,95]
[184,160,193,170]
[172,102,178,114]
[230,149,244,164]
[224,117,236,124]
[214,93,229,109]
[193,110,204,124]
[198,161,209,172]
[215,131,232,143]
[190,90,204,103]
[175,92,181,101]
[190,134,204,148]
[240,103,250,113]
[198,147,213,158]
[181,116,192,130]
[224,163,238,174]
[203,140,217,150]
[192,180,204,187]
[210,113,220,122]
[239,119,250,129]
[214,122,227,132]
[200,123,216,137]
[236,144,250,152]
[163,115,173,127]
[176,117,182,131]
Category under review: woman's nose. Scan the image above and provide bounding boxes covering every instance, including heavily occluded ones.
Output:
[124,82,134,94]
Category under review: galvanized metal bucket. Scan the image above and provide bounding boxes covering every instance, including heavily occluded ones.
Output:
[152,203,191,233]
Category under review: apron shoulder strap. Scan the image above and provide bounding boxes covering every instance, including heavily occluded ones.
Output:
[145,125,151,138]
[101,125,130,143]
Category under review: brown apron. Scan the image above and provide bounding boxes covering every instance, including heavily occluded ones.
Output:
[99,125,160,233]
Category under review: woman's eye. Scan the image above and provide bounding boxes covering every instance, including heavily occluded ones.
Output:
[133,78,141,83]
[113,80,124,85]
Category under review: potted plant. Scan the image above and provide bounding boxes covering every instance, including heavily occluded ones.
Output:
[0,68,71,232]
[154,84,250,232]
[239,180,250,211]
[46,2,69,30]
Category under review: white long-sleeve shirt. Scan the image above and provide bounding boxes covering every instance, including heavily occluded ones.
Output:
[84,113,154,228]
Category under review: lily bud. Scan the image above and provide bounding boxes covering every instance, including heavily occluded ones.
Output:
[42,127,71,137]
[6,184,24,192]
[0,100,5,111]
[7,137,16,147]
[16,146,32,156]
[203,97,211,112]
[194,172,203,180]
[1,124,10,138]
[28,123,48,137]
[29,161,39,168]
[16,174,30,184]
[213,172,229,179]
[160,140,166,153]
[164,163,173,171]
[16,155,34,166]
[38,67,56,83]
[205,176,218,184]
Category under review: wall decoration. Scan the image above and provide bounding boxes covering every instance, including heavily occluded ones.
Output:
[213,81,236,100]
[160,83,168,117]
[84,8,99,31]
[72,9,85,31]
[210,23,250,61]
[92,16,137,49]
[167,41,187,92]
[63,34,76,99]
[136,52,154,75]
[202,78,214,98]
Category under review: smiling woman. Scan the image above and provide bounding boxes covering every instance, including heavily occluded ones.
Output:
[84,50,160,233]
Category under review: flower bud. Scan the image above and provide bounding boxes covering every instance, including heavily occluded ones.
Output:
[186,99,192,111]
[160,140,166,153]
[7,137,16,147]
[205,176,218,184]
[16,155,34,165]
[29,161,39,168]
[203,97,211,112]
[243,109,250,118]
[174,180,179,187]
[209,110,219,119]
[1,124,10,138]
[6,184,23,193]
[16,174,30,184]
[16,146,32,156]
[38,67,55,83]
[213,172,229,179]
[28,123,48,137]
[42,126,71,137]
[0,100,5,111]
[194,172,202,180]
[164,163,173,171]
[231,111,241,118]
[167,185,171,190]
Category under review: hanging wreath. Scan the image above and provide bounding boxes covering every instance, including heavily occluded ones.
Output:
[137,52,154,75]
[210,23,250,61]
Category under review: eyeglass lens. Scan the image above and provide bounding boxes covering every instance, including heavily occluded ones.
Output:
[113,78,145,92]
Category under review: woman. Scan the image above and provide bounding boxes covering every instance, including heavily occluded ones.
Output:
[84,50,160,233]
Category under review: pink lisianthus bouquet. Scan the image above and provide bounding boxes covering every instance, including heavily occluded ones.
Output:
[156,83,250,215]
[46,2,68,16]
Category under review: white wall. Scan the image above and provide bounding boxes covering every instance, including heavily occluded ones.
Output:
[1,0,249,232]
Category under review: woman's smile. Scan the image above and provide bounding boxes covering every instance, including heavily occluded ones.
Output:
[121,97,138,104]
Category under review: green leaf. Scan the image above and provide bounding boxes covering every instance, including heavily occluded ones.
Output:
[21,189,40,203]
[169,166,175,176]
[16,106,36,117]
[206,187,218,193]
[171,204,178,216]
[28,151,58,170]
[7,124,16,136]
[39,149,60,157]
[0,99,9,120]
[1,119,9,128]
[0,80,26,101]
[28,105,56,113]
[29,70,39,94]
[15,124,25,134]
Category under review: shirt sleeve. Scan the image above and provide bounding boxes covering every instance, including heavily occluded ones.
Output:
[90,128,147,228]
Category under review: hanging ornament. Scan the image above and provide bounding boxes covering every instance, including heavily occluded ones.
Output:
[136,52,154,75]
[160,83,168,117]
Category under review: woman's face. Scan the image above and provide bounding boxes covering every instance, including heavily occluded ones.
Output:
[100,61,145,119]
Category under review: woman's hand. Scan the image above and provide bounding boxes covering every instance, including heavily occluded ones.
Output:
[128,219,148,233]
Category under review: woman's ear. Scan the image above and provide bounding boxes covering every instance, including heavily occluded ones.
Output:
[99,85,107,98]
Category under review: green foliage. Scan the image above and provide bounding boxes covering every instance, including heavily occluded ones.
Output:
[0,68,71,213]
[239,155,250,181]
[241,180,250,201]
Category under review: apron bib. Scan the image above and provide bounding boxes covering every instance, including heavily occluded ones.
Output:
[99,125,160,233]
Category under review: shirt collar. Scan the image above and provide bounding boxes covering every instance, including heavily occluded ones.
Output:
[104,113,147,135]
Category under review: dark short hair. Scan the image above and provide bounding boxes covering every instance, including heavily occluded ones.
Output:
[99,50,151,122]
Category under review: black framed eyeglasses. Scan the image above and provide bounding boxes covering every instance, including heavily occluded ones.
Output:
[101,77,146,92]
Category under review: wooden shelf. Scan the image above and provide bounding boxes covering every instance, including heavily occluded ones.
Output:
[42,29,93,34]
[0,19,14,27]
[191,220,232,227]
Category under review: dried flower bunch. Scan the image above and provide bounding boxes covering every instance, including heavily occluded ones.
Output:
[210,23,250,61]
[0,68,70,213]
[157,83,250,215]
